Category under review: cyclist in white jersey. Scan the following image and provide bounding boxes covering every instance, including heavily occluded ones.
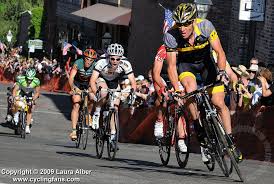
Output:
[89,43,137,140]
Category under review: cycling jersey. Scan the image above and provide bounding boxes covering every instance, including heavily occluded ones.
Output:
[94,54,133,81]
[72,58,95,83]
[15,75,40,96]
[16,75,40,88]
[154,45,169,79]
[94,54,133,89]
[163,18,223,93]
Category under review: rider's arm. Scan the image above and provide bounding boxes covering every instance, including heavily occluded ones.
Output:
[12,84,19,98]
[68,67,77,90]
[166,51,180,91]
[206,20,226,71]
[210,38,226,71]
[164,31,180,91]
[127,73,136,91]
[33,86,40,101]
[89,70,100,94]
[152,59,165,88]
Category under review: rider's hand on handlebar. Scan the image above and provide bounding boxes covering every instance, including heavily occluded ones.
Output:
[217,70,229,86]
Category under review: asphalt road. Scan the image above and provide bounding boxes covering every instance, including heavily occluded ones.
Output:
[0,84,273,184]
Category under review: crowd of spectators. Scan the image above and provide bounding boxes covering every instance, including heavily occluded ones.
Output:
[1,47,274,113]
[0,47,65,85]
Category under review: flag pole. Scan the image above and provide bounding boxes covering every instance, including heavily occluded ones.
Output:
[158,3,166,10]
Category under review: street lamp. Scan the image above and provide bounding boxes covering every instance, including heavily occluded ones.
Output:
[194,0,213,19]
[101,31,112,49]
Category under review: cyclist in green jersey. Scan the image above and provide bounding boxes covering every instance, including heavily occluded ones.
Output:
[12,68,40,134]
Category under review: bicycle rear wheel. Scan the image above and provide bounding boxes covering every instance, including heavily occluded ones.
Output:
[175,114,190,168]
[158,106,173,166]
[80,108,89,150]
[212,116,244,181]
[107,111,119,160]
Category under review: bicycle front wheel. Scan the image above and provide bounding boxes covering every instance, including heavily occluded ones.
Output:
[20,112,26,139]
[80,109,89,150]
[175,115,190,168]
[212,116,244,182]
[96,112,105,159]
[75,113,82,148]
[158,106,173,166]
[107,110,119,161]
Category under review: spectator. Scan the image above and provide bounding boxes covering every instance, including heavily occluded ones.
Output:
[249,57,259,66]
[232,65,252,111]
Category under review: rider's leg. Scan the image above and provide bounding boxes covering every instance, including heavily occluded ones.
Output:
[92,80,108,129]
[211,90,243,162]
[25,107,33,134]
[70,94,81,139]
[179,74,200,152]
[110,97,120,141]
[211,91,232,134]
[180,75,199,121]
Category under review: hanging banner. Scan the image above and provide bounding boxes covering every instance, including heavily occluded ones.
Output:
[239,0,265,21]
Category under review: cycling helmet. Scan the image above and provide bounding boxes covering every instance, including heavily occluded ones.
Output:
[107,43,124,56]
[83,48,97,59]
[26,68,36,80]
[172,3,197,24]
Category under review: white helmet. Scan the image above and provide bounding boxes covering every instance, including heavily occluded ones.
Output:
[107,43,124,56]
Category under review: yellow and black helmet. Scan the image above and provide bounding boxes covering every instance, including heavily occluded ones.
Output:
[172,3,197,24]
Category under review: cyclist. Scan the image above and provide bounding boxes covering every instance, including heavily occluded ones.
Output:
[12,68,40,134]
[152,44,187,152]
[68,48,97,140]
[89,43,136,144]
[164,3,242,162]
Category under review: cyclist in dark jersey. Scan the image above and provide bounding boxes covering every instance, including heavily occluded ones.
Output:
[164,3,242,162]
[68,48,97,140]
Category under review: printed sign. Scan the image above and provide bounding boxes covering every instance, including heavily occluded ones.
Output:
[28,39,43,50]
[239,0,265,21]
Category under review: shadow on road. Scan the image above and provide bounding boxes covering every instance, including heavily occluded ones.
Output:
[0,131,20,138]
[56,151,97,159]
[42,93,71,120]
[98,165,236,182]
[46,143,77,149]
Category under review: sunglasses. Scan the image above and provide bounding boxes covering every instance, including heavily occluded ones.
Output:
[110,58,121,61]
[250,71,257,74]
[85,57,94,61]
[176,20,193,28]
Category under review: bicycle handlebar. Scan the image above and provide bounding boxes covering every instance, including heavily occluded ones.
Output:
[172,81,222,100]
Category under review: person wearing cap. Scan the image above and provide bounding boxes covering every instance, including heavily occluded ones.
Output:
[248,64,259,90]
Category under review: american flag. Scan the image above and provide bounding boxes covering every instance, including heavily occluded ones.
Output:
[62,42,72,56]
[71,44,83,55]
[163,8,175,33]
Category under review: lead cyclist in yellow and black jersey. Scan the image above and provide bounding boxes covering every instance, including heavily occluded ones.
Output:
[164,3,242,162]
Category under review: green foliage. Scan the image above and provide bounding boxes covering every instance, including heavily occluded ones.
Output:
[30,7,44,39]
[0,0,43,44]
